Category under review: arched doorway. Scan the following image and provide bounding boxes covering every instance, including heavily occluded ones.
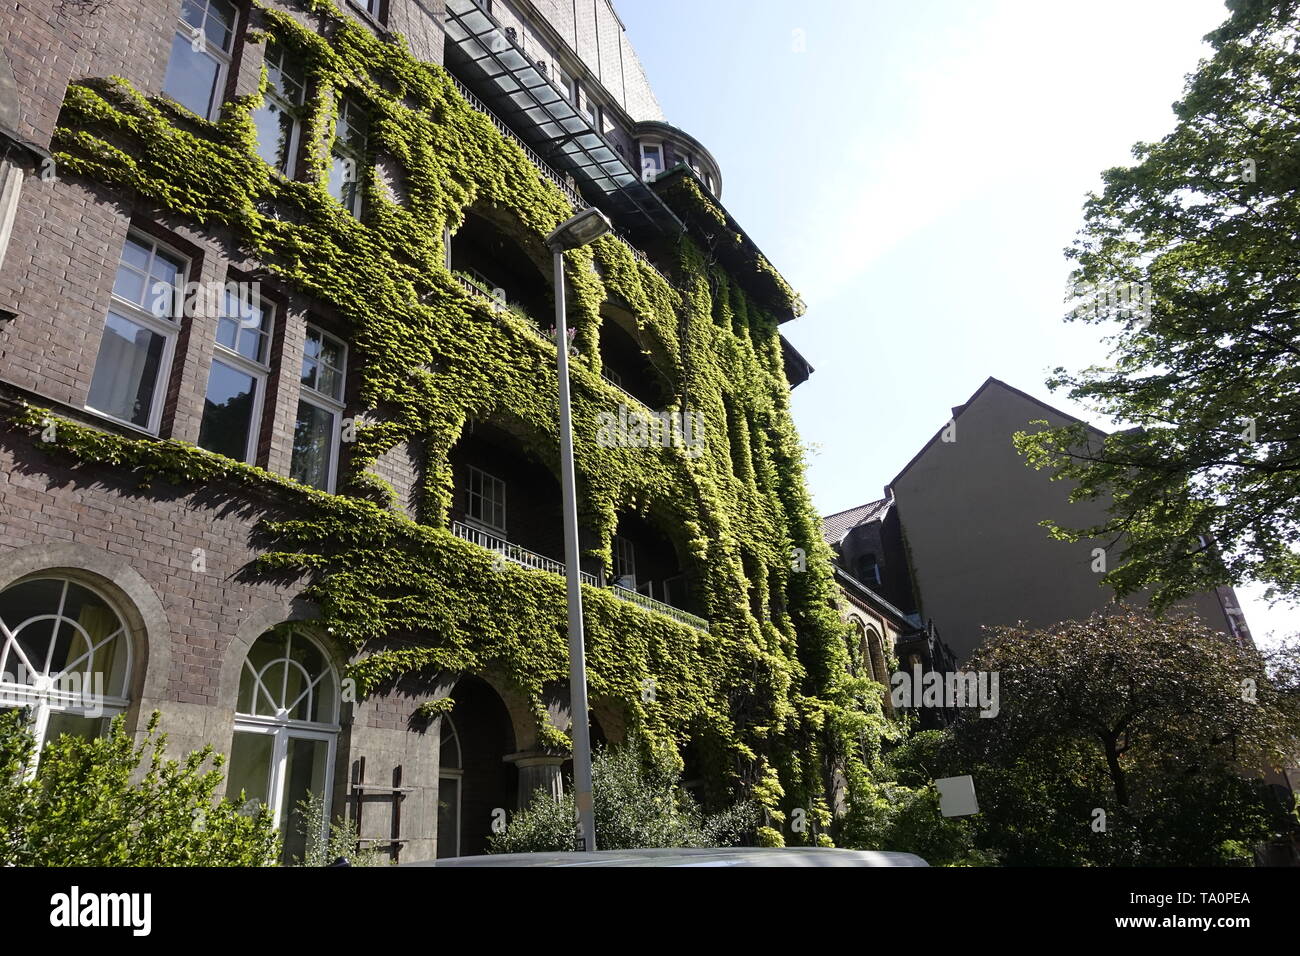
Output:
[437,675,518,857]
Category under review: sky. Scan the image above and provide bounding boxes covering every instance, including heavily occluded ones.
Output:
[617,0,1299,645]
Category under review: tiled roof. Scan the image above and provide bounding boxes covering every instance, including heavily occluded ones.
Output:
[821,498,889,544]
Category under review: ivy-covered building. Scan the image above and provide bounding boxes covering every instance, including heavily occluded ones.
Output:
[0,0,877,860]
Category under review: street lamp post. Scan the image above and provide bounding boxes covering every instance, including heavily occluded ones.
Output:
[545,206,612,852]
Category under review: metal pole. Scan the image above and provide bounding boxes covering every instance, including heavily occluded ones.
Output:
[552,245,597,852]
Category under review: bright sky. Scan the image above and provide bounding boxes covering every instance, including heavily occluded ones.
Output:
[618,0,1299,645]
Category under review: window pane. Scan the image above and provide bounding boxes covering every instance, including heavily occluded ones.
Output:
[436,777,460,858]
[292,401,336,490]
[43,711,105,746]
[163,32,221,118]
[215,315,239,351]
[149,249,183,291]
[180,0,206,30]
[302,328,344,399]
[222,290,271,362]
[113,240,150,303]
[87,312,167,428]
[205,0,237,51]
[280,735,328,864]
[198,359,257,461]
[328,153,360,212]
[252,99,296,173]
[335,98,367,151]
[266,47,305,104]
[226,730,274,813]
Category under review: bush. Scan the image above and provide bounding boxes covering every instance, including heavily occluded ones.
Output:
[0,709,280,866]
[489,740,761,853]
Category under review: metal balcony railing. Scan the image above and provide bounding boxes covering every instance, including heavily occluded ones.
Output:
[451,522,708,631]
[609,585,709,632]
[600,372,655,411]
[452,521,598,585]
[445,72,669,285]
[450,270,540,327]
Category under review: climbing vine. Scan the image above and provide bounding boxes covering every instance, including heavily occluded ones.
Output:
[24,0,891,840]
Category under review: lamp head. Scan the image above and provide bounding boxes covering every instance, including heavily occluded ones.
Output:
[547,207,613,250]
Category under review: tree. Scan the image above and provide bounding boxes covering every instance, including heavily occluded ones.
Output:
[1016,0,1300,609]
[0,709,281,866]
[953,609,1300,865]
[489,739,760,853]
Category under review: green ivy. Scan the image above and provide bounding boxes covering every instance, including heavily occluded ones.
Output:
[27,0,891,832]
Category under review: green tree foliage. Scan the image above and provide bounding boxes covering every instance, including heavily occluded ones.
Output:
[1016,0,1300,608]
[488,740,761,853]
[0,710,280,866]
[951,609,1300,865]
[838,731,991,866]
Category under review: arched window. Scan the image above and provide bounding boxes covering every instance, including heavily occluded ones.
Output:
[436,715,462,859]
[845,617,868,679]
[0,577,133,770]
[866,626,893,716]
[226,626,339,863]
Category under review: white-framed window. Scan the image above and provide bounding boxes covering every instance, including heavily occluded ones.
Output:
[639,142,662,182]
[252,41,306,176]
[291,324,347,492]
[328,95,368,217]
[86,232,187,433]
[465,465,506,533]
[558,69,575,104]
[0,577,133,775]
[436,715,462,859]
[163,0,239,120]
[226,626,339,864]
[198,286,274,463]
[613,535,636,589]
[348,0,383,17]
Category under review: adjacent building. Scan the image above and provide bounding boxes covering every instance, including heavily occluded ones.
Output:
[825,377,1249,673]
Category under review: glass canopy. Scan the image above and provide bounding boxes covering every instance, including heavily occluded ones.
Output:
[442,0,683,240]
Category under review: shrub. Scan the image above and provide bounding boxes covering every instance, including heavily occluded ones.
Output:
[489,740,761,853]
[0,709,280,866]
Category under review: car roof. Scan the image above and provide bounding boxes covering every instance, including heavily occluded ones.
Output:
[402,847,929,867]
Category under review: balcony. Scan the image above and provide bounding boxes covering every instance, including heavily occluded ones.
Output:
[453,521,598,585]
[600,370,654,411]
[451,269,544,330]
[450,521,708,632]
[609,585,708,632]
